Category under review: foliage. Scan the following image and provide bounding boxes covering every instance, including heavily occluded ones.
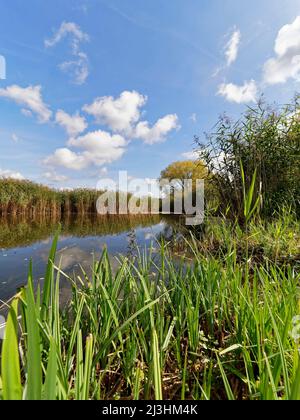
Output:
[0,231,300,400]
[0,179,135,216]
[193,207,300,265]
[160,160,208,190]
[195,96,300,220]
[159,160,218,212]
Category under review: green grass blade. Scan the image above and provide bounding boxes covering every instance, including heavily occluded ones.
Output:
[217,356,235,400]
[1,298,22,400]
[43,337,57,400]
[82,334,94,401]
[25,262,42,400]
[152,329,162,400]
[41,233,59,321]
[290,358,300,401]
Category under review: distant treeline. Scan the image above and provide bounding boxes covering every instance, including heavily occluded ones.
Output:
[0,179,134,216]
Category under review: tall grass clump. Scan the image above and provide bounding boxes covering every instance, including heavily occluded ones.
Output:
[196,95,300,221]
[0,234,299,400]
[0,179,62,216]
[0,179,137,216]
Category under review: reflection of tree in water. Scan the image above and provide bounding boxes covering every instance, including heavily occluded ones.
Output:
[127,228,138,260]
[0,214,161,249]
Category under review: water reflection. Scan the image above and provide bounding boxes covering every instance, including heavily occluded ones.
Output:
[0,214,180,301]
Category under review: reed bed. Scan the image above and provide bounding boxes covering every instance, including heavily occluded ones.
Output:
[0,232,300,400]
[0,179,138,216]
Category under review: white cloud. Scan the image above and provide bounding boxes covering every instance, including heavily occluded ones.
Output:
[83,90,180,143]
[45,21,90,85]
[225,28,241,66]
[45,21,89,48]
[45,130,127,170]
[43,171,69,183]
[59,51,89,85]
[218,80,258,103]
[44,148,89,170]
[0,85,52,122]
[83,91,147,134]
[263,16,300,85]
[55,109,87,137]
[0,168,24,180]
[182,151,199,160]
[134,114,180,144]
[68,130,127,166]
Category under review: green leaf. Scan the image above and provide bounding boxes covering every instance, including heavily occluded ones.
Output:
[25,262,42,400]
[1,298,22,401]
[217,356,235,400]
[41,233,59,322]
[82,334,93,401]
[152,329,162,400]
[43,337,57,400]
[290,359,300,401]
[219,344,242,356]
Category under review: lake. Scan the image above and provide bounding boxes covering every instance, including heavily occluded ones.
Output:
[0,214,180,302]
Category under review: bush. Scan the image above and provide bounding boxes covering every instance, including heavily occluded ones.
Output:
[195,96,300,220]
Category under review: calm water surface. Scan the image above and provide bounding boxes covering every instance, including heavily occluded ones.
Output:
[0,214,179,301]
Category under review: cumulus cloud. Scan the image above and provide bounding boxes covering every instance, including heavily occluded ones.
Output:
[68,130,127,165]
[43,171,69,183]
[218,80,258,103]
[83,90,180,143]
[0,168,24,180]
[44,148,89,170]
[225,28,241,66]
[0,85,52,122]
[83,91,147,134]
[44,130,127,170]
[55,109,87,137]
[43,89,179,173]
[263,16,300,85]
[45,21,90,85]
[134,114,180,144]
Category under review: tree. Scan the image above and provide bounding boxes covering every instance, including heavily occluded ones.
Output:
[159,160,217,214]
[160,160,208,191]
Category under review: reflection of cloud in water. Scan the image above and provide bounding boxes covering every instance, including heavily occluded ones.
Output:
[38,235,71,246]
[40,244,122,278]
[0,216,178,301]
[145,232,155,240]
[56,247,93,271]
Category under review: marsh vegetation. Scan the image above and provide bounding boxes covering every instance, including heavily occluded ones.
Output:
[0,98,299,400]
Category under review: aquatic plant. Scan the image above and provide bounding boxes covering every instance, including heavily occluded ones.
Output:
[0,233,299,400]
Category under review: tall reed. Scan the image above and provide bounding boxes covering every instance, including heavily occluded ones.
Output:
[0,233,299,400]
[0,179,137,216]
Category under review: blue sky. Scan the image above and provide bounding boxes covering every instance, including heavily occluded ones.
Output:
[0,0,299,189]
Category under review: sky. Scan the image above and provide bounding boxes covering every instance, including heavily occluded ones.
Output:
[0,0,299,189]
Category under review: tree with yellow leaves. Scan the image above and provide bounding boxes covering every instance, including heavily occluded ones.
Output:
[160,160,208,191]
